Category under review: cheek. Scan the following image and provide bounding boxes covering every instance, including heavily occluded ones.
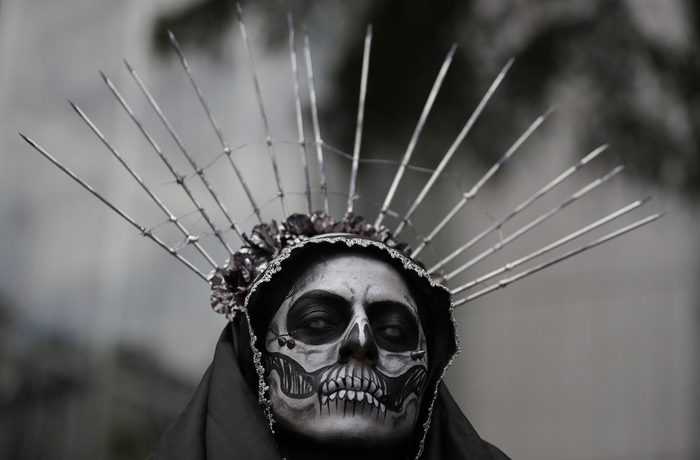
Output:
[267,372,317,415]
[264,334,338,372]
[376,352,417,375]
[376,334,428,377]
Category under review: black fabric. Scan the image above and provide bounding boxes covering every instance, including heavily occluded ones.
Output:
[421,384,510,460]
[148,325,280,460]
[148,324,510,460]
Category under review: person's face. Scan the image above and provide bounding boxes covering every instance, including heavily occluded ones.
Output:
[263,253,429,451]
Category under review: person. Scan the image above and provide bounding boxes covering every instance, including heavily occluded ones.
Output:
[148,214,511,460]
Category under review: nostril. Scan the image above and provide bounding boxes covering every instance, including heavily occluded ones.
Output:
[338,343,354,363]
[338,323,379,365]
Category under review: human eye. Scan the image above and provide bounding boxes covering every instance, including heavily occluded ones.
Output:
[306,316,337,330]
[376,325,405,339]
[292,310,342,344]
[286,291,350,345]
[368,302,420,352]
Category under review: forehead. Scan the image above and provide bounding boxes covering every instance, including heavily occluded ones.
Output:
[290,253,417,310]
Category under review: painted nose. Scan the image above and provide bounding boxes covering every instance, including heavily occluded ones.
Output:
[338,322,379,365]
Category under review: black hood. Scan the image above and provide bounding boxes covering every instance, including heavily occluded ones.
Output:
[148,236,510,459]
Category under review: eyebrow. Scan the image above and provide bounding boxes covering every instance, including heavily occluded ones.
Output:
[291,290,417,318]
[368,300,420,321]
[289,290,350,311]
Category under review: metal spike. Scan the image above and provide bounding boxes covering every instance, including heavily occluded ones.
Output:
[20,133,208,281]
[167,29,263,224]
[302,22,329,214]
[411,106,554,257]
[453,212,664,305]
[347,25,373,214]
[374,44,457,228]
[103,70,247,246]
[426,144,608,270]
[452,197,652,294]
[236,3,289,217]
[70,97,218,268]
[287,13,312,214]
[442,165,625,280]
[120,61,236,255]
[393,58,515,237]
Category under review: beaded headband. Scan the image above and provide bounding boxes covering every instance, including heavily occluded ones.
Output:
[19,4,663,318]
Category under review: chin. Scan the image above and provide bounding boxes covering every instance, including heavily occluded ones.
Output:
[268,373,421,451]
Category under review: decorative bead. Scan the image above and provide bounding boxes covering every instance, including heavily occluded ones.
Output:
[411,350,426,360]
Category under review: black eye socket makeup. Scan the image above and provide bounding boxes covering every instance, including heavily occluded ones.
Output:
[285,290,421,352]
[286,290,351,345]
[368,302,420,353]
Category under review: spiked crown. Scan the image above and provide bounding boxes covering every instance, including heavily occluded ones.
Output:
[20,4,662,320]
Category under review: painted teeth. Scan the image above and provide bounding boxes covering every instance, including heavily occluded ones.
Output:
[319,369,386,413]
[320,388,382,407]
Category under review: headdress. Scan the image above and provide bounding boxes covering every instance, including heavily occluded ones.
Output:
[20,6,661,325]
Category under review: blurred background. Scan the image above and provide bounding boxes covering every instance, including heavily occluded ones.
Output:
[0,0,697,458]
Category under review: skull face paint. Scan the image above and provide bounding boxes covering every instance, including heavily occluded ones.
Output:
[263,253,429,450]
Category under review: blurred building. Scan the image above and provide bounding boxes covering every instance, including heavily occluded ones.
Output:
[0,302,195,460]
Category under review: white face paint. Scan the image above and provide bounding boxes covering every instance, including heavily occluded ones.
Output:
[263,253,429,451]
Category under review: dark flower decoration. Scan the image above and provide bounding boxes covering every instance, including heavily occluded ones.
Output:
[209,212,413,319]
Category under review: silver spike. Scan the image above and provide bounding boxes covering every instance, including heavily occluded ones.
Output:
[452,197,652,294]
[393,58,515,237]
[20,133,208,281]
[69,98,218,268]
[236,3,289,217]
[104,68,247,245]
[167,29,263,224]
[411,105,554,257]
[347,25,373,214]
[120,61,236,255]
[303,22,329,214]
[287,13,312,214]
[442,165,625,280]
[426,144,608,270]
[454,212,664,305]
[374,44,457,228]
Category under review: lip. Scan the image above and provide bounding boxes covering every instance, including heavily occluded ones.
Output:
[318,364,388,413]
[319,365,386,395]
[320,387,386,413]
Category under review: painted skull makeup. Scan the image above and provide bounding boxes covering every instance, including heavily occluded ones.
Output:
[263,253,429,451]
